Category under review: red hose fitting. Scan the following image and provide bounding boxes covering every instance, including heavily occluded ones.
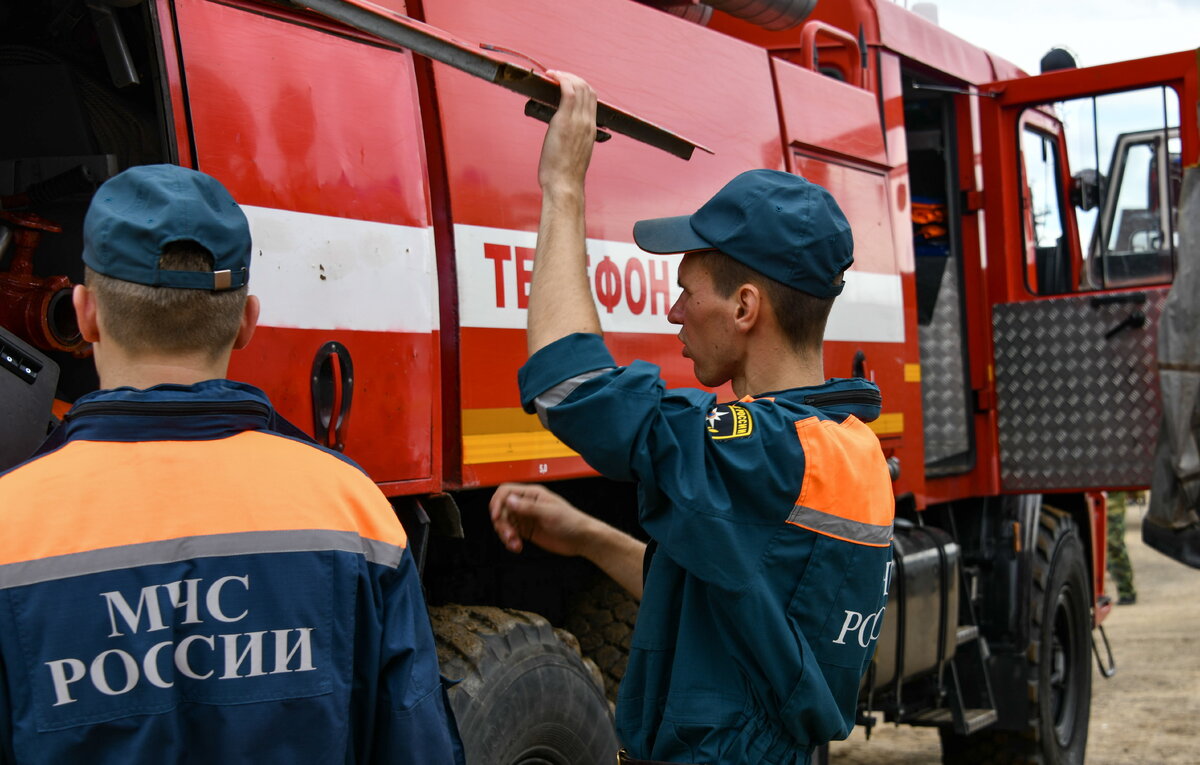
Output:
[0,210,86,354]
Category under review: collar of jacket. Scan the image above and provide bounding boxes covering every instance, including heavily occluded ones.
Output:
[744,376,883,423]
[59,379,275,444]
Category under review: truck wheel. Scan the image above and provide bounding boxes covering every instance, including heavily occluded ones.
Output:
[564,576,639,703]
[430,605,620,765]
[940,506,1091,765]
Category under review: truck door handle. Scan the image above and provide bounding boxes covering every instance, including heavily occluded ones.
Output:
[1091,292,1146,308]
[311,341,354,451]
[1104,311,1146,340]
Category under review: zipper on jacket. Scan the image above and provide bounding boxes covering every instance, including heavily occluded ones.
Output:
[802,389,882,408]
[65,399,271,421]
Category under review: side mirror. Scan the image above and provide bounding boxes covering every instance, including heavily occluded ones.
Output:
[1070,168,1105,211]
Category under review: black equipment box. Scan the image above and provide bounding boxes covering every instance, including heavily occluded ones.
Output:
[0,327,59,472]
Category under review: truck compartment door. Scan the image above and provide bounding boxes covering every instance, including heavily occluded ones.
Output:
[979,51,1198,492]
[163,0,441,490]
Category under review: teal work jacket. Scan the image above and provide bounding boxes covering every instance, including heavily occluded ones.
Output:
[519,333,895,765]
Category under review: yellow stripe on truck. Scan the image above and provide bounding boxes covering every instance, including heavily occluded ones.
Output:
[462,408,579,464]
[866,413,904,436]
[462,432,579,464]
[462,407,544,435]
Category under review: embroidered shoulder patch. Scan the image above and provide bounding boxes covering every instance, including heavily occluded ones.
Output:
[706,404,754,440]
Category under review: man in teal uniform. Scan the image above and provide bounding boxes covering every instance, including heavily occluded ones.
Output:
[0,165,463,764]
[490,73,895,764]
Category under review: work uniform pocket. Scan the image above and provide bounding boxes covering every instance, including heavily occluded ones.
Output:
[655,691,748,764]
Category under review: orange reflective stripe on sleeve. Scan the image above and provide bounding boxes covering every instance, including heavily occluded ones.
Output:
[0,431,405,567]
[788,415,894,547]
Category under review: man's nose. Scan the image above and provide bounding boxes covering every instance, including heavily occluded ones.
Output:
[667,294,685,325]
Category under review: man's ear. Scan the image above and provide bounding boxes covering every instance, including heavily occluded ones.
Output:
[72,284,101,343]
[732,283,761,333]
[233,294,260,350]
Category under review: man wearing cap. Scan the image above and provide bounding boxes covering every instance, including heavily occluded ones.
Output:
[489,74,894,764]
[0,165,463,763]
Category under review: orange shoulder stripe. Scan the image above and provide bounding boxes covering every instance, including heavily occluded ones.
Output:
[0,431,404,567]
[791,415,895,544]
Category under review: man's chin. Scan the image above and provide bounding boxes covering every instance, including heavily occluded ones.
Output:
[693,366,729,389]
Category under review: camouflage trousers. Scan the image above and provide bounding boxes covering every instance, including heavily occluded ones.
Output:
[1106,492,1137,600]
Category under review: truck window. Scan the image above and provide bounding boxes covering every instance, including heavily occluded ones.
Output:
[1022,86,1181,293]
[1095,126,1179,287]
[1020,126,1070,295]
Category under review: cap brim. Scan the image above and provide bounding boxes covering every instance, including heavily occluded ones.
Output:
[632,214,713,254]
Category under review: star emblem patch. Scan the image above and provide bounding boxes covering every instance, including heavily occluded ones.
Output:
[706,408,727,428]
[705,404,754,440]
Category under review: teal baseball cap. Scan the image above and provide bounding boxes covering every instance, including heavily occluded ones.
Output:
[82,164,250,291]
[632,169,853,298]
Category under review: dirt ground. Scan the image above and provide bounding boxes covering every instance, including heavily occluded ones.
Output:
[829,500,1200,764]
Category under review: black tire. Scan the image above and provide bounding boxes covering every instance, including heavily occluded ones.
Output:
[430,604,620,765]
[941,506,1091,765]
[564,576,638,703]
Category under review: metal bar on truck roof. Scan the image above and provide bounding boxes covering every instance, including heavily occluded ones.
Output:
[293,0,713,160]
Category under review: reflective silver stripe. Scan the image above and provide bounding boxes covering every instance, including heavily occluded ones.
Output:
[786,504,893,547]
[533,368,615,428]
[0,529,405,590]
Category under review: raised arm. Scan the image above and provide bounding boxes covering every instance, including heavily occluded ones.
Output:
[508,74,645,597]
[526,71,603,355]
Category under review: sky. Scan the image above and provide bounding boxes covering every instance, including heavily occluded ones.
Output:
[893,0,1200,73]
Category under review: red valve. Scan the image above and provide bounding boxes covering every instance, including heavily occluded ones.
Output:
[0,210,86,354]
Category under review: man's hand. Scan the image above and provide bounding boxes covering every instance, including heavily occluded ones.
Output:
[537,71,598,196]
[489,482,598,556]
[489,482,647,599]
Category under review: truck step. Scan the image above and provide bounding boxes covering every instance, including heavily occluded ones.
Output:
[956,625,979,644]
[906,707,998,734]
[959,708,998,734]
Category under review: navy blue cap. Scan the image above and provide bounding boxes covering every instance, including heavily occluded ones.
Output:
[632,169,853,298]
[82,164,250,291]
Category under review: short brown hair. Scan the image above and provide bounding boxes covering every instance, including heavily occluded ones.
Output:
[695,250,835,350]
[85,241,248,359]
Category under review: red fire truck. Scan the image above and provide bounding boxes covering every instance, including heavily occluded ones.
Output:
[2,0,1194,763]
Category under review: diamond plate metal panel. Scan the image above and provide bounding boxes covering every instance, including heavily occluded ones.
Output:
[994,289,1166,491]
[919,261,971,467]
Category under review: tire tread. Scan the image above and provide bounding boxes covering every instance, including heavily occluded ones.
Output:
[430,604,618,765]
[941,505,1090,765]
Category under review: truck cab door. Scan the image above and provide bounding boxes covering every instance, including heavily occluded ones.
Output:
[978,52,1198,492]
